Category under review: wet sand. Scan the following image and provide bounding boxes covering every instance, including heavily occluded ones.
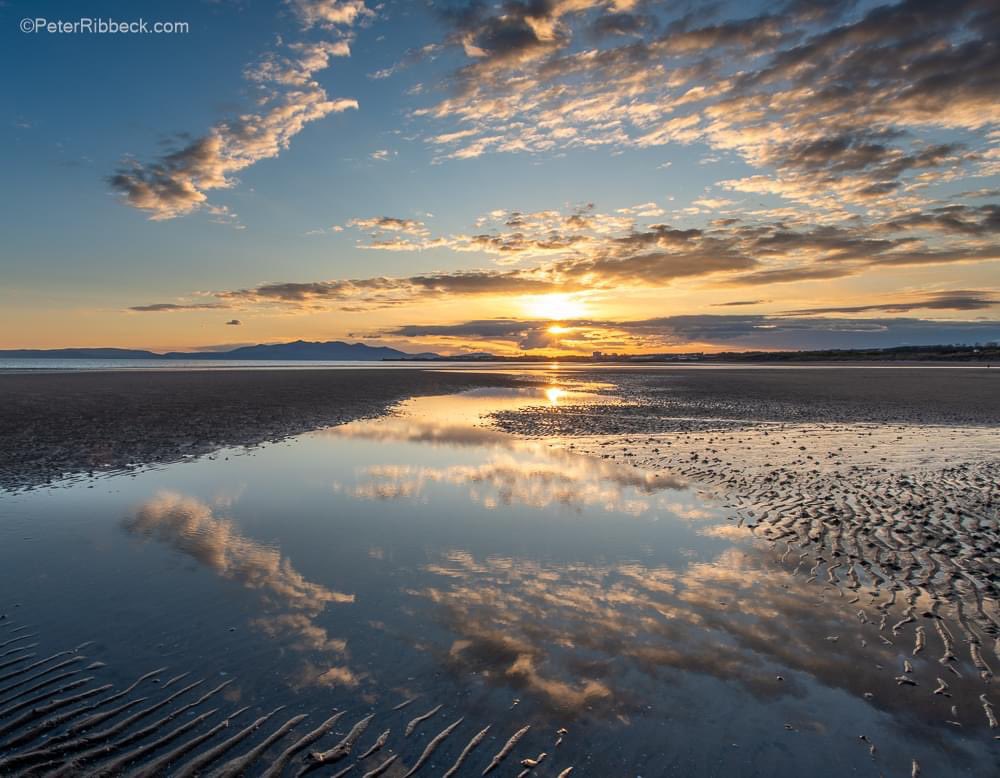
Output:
[494,367,1000,748]
[1,367,998,775]
[0,369,522,492]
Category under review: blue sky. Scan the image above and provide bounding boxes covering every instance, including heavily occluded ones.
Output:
[2,0,998,353]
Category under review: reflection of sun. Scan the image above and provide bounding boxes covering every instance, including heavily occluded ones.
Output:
[547,324,569,334]
[524,293,586,321]
[545,387,565,406]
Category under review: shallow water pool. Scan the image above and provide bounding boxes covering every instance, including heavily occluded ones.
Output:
[0,385,993,776]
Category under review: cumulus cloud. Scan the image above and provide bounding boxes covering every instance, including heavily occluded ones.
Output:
[109,2,368,220]
[406,0,998,222]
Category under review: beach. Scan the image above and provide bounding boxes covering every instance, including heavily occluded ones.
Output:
[0,365,998,776]
[0,369,523,492]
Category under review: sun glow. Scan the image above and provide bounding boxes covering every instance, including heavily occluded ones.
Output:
[545,387,565,406]
[523,293,587,321]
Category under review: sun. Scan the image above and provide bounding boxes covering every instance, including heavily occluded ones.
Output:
[522,293,587,321]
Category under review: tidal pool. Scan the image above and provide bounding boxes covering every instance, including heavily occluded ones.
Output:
[0,385,993,776]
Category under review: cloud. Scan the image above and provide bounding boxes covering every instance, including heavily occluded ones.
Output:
[387,313,1000,352]
[876,204,1000,236]
[391,318,568,349]
[109,3,368,220]
[408,0,998,223]
[225,319,243,325]
[783,290,1000,315]
[128,302,229,312]
[129,200,1000,314]
[126,491,353,612]
[346,216,428,235]
[286,0,373,29]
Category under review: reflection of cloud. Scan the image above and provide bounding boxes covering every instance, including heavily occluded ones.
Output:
[250,613,347,653]
[317,665,361,688]
[289,660,366,692]
[127,491,353,613]
[413,544,993,726]
[339,457,676,515]
[329,413,687,515]
[126,491,354,671]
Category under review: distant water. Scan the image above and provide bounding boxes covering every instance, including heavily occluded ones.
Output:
[0,357,982,372]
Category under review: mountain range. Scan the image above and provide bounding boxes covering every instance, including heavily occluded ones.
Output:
[0,340,438,361]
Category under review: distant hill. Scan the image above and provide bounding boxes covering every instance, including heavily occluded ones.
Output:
[0,348,161,359]
[0,340,438,361]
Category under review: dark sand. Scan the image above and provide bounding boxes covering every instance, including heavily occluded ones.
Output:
[0,369,522,491]
[496,366,1000,433]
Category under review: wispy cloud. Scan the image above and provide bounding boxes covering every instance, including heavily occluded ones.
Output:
[782,290,1000,315]
[129,199,1000,315]
[129,302,230,312]
[406,0,997,222]
[109,1,369,221]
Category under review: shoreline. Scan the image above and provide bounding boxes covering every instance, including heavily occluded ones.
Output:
[4,365,997,493]
[0,369,525,492]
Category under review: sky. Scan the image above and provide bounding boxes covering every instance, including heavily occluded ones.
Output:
[2,0,998,355]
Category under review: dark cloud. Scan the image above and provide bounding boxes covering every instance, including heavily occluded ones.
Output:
[589,12,658,39]
[391,318,547,338]
[390,314,1000,351]
[129,302,229,312]
[877,204,1000,236]
[619,315,1000,350]
[391,318,570,350]
[225,319,242,325]
[210,269,562,309]
[783,290,1000,315]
